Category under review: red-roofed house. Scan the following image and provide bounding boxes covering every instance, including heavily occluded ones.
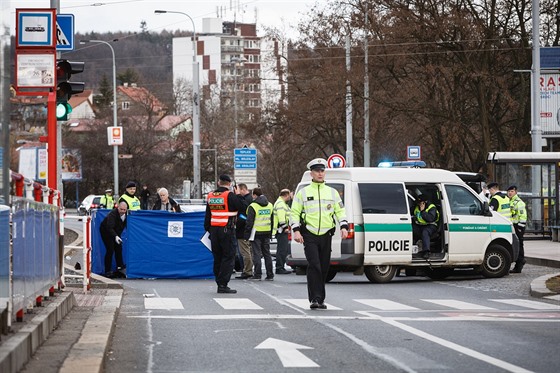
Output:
[68,90,95,120]
[117,83,166,116]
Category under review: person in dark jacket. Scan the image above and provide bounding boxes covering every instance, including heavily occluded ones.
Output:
[140,184,151,210]
[152,187,181,212]
[100,201,128,275]
[412,194,439,259]
[244,187,274,281]
[235,183,254,279]
[204,174,248,294]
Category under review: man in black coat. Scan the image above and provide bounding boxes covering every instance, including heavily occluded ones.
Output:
[100,201,128,275]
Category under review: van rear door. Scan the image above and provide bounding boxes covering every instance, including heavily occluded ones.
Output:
[359,183,413,264]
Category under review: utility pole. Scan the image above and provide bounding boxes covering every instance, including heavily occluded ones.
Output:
[363,4,370,167]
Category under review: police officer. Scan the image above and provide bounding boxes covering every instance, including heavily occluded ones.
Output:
[508,185,527,273]
[204,174,248,294]
[488,182,511,220]
[274,189,292,274]
[100,188,114,209]
[291,158,348,309]
[412,194,440,259]
[119,181,141,211]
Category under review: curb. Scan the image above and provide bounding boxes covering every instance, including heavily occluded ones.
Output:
[59,289,123,373]
[0,291,76,373]
[530,272,560,298]
[526,257,560,269]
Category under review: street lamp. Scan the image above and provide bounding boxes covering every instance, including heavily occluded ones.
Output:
[155,10,201,198]
[200,148,217,191]
[230,57,247,148]
[80,39,119,198]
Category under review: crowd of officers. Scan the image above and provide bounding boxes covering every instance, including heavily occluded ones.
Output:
[204,158,349,309]
[487,182,528,273]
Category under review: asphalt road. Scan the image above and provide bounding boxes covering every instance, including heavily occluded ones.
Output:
[105,268,560,373]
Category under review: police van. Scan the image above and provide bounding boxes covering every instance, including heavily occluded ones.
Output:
[287,167,519,283]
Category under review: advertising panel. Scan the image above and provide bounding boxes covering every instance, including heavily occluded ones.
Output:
[541,73,560,138]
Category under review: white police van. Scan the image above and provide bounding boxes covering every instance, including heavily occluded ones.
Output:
[287,167,519,283]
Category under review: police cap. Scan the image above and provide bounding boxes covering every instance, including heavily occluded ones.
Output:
[416,194,429,202]
[219,174,232,183]
[105,189,112,193]
[507,185,517,191]
[487,182,499,189]
[125,181,136,189]
[307,158,328,171]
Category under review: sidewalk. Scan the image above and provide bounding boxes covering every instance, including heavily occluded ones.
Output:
[0,239,558,373]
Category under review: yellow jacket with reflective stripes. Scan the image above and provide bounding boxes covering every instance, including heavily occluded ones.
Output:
[290,181,348,236]
[510,194,527,226]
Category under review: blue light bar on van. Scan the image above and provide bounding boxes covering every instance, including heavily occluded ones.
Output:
[377,161,427,168]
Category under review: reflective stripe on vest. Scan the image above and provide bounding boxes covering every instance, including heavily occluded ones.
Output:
[208,190,237,226]
[250,202,273,233]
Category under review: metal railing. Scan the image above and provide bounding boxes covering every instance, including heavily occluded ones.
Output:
[62,214,92,294]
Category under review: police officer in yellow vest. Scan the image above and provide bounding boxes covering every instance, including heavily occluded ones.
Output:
[291,158,348,310]
[273,189,292,274]
[119,181,142,211]
[412,194,440,259]
[100,188,115,209]
[488,182,512,221]
[507,185,528,273]
[244,187,275,281]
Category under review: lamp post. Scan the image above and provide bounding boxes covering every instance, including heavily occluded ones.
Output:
[80,39,119,197]
[200,148,217,190]
[230,57,246,148]
[155,10,201,198]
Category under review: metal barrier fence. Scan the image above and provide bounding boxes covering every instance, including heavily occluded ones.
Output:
[11,197,59,322]
[62,214,91,293]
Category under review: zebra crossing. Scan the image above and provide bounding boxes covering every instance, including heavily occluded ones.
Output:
[143,296,559,312]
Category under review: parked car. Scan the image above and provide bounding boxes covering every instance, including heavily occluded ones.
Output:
[78,195,103,216]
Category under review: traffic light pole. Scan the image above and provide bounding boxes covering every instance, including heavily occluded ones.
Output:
[47,91,57,191]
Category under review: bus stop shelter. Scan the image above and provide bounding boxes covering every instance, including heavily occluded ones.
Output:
[487,152,560,237]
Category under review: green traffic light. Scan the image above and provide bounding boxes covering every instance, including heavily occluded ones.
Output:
[56,102,72,120]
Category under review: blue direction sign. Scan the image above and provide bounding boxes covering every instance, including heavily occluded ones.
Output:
[56,14,74,51]
[234,148,257,156]
[234,155,257,162]
[235,163,257,169]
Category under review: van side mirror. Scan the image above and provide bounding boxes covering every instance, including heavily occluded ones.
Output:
[483,201,492,217]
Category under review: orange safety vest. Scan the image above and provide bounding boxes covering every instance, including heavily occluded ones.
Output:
[207,190,237,227]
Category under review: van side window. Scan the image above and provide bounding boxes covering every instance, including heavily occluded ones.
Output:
[445,185,483,215]
[326,183,345,203]
[358,183,408,214]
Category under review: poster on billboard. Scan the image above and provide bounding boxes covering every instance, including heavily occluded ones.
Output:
[18,147,81,181]
[61,148,82,181]
[541,73,560,138]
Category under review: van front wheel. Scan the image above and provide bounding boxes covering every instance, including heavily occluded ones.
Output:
[481,244,512,278]
[364,265,397,283]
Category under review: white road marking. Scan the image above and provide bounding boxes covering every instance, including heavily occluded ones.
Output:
[215,298,263,309]
[490,299,560,310]
[255,338,319,368]
[283,299,342,310]
[378,316,534,373]
[144,297,184,310]
[422,299,495,310]
[355,299,419,310]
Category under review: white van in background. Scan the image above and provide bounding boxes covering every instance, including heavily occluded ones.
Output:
[287,167,519,283]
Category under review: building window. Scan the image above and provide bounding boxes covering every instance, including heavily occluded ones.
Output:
[122,101,130,110]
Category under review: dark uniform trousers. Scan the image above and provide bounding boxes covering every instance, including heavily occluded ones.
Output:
[209,226,236,287]
[275,231,289,270]
[302,231,332,303]
[514,224,525,261]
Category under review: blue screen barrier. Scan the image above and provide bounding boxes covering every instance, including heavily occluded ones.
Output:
[91,209,214,279]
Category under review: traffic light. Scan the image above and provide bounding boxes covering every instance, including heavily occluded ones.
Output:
[56,59,85,120]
